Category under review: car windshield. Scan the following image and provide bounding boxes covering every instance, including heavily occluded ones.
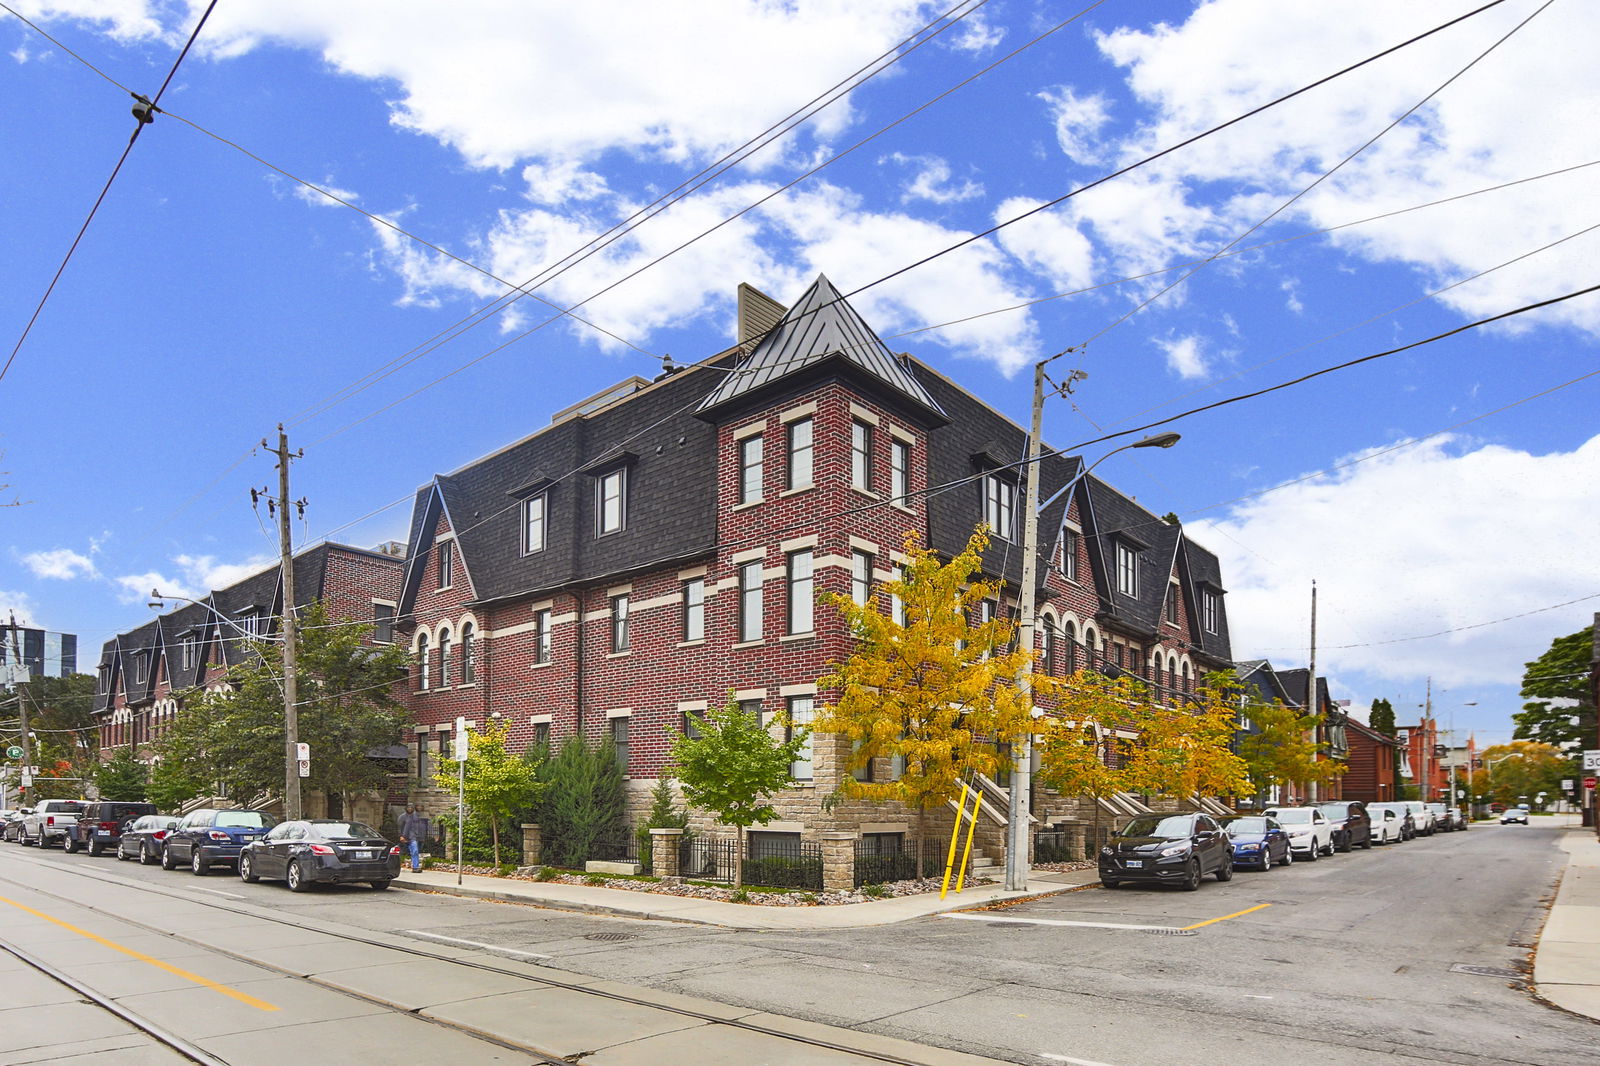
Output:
[1119,815,1195,839]
[214,811,275,829]
[311,821,382,840]
[1272,810,1312,824]
[1225,817,1268,835]
[1316,805,1348,819]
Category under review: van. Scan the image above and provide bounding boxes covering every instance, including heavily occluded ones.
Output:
[65,801,160,856]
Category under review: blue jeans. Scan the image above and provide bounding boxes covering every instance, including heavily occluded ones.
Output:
[407,838,421,871]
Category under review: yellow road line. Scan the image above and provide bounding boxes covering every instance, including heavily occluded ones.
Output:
[0,892,279,1011]
[1182,902,1273,930]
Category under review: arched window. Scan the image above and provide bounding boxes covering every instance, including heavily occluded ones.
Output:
[438,627,453,688]
[1151,653,1163,693]
[1064,621,1077,673]
[461,622,476,684]
[1043,623,1058,676]
[417,633,430,690]
[1181,660,1192,695]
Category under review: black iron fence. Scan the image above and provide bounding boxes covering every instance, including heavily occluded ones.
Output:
[677,836,823,890]
[1033,830,1075,863]
[588,838,642,865]
[853,840,919,887]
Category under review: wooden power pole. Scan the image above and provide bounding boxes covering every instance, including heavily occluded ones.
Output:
[267,426,304,821]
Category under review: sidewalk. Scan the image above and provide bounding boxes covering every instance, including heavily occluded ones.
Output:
[393,865,1097,929]
[1533,817,1600,1019]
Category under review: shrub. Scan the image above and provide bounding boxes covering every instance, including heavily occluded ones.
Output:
[583,873,607,886]
[536,736,626,868]
[534,866,558,882]
[742,855,823,890]
[730,888,750,903]
[861,883,887,898]
[635,777,692,875]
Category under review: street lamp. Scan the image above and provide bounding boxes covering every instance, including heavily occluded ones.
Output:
[1007,354,1183,890]
[150,589,299,819]
[1484,751,1525,810]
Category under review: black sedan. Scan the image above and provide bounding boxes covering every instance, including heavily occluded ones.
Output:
[1099,812,1234,890]
[239,819,402,891]
[116,814,180,864]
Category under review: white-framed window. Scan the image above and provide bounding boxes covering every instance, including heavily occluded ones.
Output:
[438,542,454,589]
[532,721,551,748]
[1202,589,1219,634]
[438,627,453,687]
[1116,542,1137,597]
[611,594,630,653]
[683,578,705,642]
[787,550,814,635]
[523,493,547,555]
[851,550,872,606]
[236,610,263,638]
[891,565,908,627]
[416,732,432,783]
[739,435,764,505]
[1043,625,1057,675]
[598,468,626,535]
[890,439,910,502]
[534,609,552,664]
[1060,529,1079,581]
[460,622,475,684]
[787,417,813,490]
[983,475,1014,540]
[1064,621,1078,672]
[372,602,395,643]
[851,420,873,492]
[609,716,629,772]
[739,560,763,642]
[181,636,196,671]
[416,633,430,690]
[787,696,814,781]
[1166,586,1179,624]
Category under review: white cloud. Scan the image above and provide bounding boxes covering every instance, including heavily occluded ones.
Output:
[947,11,1004,54]
[21,548,97,581]
[1079,1,1600,335]
[11,1,167,43]
[0,590,37,625]
[1037,86,1112,165]
[112,553,276,605]
[520,161,609,207]
[292,179,360,208]
[1280,277,1304,313]
[198,1,935,170]
[1154,334,1207,379]
[886,153,983,204]
[1190,433,1600,688]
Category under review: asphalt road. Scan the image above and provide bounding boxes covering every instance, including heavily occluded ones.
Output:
[4,820,1595,1066]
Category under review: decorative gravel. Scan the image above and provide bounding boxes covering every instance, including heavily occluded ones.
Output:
[422,864,991,906]
[1030,859,1097,873]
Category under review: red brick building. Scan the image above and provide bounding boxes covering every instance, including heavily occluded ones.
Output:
[1343,716,1403,803]
[396,276,1237,858]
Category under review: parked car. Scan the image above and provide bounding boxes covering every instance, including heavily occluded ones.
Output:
[239,819,402,892]
[1368,806,1404,844]
[1221,815,1291,870]
[1425,803,1463,832]
[1501,807,1529,825]
[64,801,160,856]
[1368,802,1416,840]
[162,809,278,874]
[1316,800,1373,851]
[1404,800,1437,836]
[1,809,30,842]
[1099,812,1234,890]
[115,814,180,864]
[1262,806,1334,860]
[20,799,87,848]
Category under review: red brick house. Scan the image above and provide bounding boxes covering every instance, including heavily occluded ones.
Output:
[395,275,1237,861]
[1343,716,1403,803]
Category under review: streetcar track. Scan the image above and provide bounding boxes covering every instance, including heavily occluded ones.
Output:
[0,849,963,1066]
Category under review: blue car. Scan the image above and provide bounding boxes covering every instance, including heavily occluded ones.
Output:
[1222,815,1291,870]
[161,808,278,875]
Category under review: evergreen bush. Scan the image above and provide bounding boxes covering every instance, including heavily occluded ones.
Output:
[535,735,626,868]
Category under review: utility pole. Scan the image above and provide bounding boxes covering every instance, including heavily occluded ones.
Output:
[5,612,33,802]
[1306,581,1317,804]
[1422,677,1433,803]
[1007,362,1047,891]
[266,426,305,821]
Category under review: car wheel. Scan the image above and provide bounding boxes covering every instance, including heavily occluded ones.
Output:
[141,842,157,866]
[239,853,259,884]
[286,859,311,893]
[1215,858,1233,882]
[88,839,103,857]
[369,880,391,891]
[1181,860,1202,891]
[1304,843,1318,862]
[1361,833,1373,850]
[115,843,128,861]
[63,834,79,854]
[1337,834,1351,854]
[191,848,208,876]
[161,843,178,870]
[1100,879,1120,889]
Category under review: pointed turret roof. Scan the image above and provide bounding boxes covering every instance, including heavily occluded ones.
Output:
[697,274,946,422]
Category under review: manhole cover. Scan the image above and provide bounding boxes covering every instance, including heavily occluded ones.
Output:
[1144,928,1198,937]
[1449,964,1522,980]
[585,932,641,942]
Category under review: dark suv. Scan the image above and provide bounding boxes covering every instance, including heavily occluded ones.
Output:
[162,808,277,875]
[64,801,159,856]
[1099,812,1234,890]
[1316,800,1373,852]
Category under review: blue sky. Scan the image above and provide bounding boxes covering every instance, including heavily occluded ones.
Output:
[3,0,1596,748]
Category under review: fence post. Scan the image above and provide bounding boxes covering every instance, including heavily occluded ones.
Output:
[820,832,856,893]
[1065,823,1085,858]
[519,823,542,868]
[650,829,682,882]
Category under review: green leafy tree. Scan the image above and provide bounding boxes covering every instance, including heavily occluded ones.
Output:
[146,755,209,812]
[157,603,411,805]
[814,528,1040,874]
[635,776,691,873]
[1036,671,1149,850]
[8,674,98,799]
[94,749,149,801]
[536,734,626,868]
[1513,625,1596,777]
[1123,672,1253,806]
[1239,697,1344,797]
[433,718,545,867]
[669,696,807,890]
[1469,740,1568,808]
[1368,697,1401,784]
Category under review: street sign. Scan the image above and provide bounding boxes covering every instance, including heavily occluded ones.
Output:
[20,772,32,786]
[1584,777,1597,790]
[5,745,21,759]
[298,759,311,778]
[454,716,469,762]
[1583,750,1600,772]
[295,742,310,761]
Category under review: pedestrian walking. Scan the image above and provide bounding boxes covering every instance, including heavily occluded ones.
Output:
[398,805,429,872]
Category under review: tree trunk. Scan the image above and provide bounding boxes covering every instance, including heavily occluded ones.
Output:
[1091,798,1102,861]
[734,825,746,891]
[491,819,501,868]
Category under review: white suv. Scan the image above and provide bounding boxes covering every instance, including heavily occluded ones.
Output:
[1263,806,1334,860]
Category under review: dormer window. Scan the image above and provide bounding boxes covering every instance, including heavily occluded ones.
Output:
[438,542,454,589]
[983,475,1015,541]
[1115,543,1138,597]
[181,634,198,671]
[1060,529,1079,581]
[135,653,147,684]
[1202,588,1219,634]
[598,468,626,535]
[523,493,546,555]
[236,609,263,638]
[1166,585,1179,625]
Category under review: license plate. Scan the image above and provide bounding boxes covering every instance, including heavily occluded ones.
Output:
[1125,859,1143,868]
[239,835,257,843]
[352,850,373,860]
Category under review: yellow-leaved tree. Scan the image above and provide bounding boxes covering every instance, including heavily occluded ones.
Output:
[815,528,1039,875]
[1123,671,1252,808]
[1237,696,1344,801]
[1035,671,1152,851]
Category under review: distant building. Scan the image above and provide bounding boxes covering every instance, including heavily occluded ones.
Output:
[1343,718,1403,803]
[0,625,77,680]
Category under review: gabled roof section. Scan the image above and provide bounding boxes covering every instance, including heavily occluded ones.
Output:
[697,274,947,424]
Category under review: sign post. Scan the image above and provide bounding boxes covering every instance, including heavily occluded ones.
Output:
[296,743,311,779]
[454,716,468,886]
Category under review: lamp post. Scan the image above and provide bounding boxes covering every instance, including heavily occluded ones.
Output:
[1007,356,1182,891]
[1485,751,1525,809]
